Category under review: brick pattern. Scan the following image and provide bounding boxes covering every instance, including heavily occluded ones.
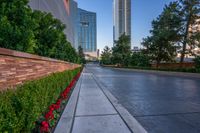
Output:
[0,48,80,91]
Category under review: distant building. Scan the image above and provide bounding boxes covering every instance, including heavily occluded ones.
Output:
[77,8,97,56]
[29,0,98,56]
[29,0,78,50]
[70,0,79,50]
[132,46,141,53]
[97,49,100,58]
[113,0,131,46]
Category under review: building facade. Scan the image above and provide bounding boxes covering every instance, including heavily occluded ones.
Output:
[29,0,98,57]
[113,0,131,45]
[77,8,97,53]
[29,0,78,50]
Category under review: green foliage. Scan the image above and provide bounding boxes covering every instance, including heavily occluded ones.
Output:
[142,2,182,64]
[78,46,86,64]
[0,0,37,53]
[101,46,112,65]
[32,11,65,57]
[179,0,200,62]
[0,68,81,132]
[142,0,200,63]
[128,66,200,73]
[112,33,131,66]
[0,1,80,63]
[100,35,149,67]
[130,53,150,67]
[194,56,200,68]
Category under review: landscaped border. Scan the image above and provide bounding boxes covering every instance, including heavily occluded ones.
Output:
[0,67,82,132]
[36,70,82,133]
[102,65,200,74]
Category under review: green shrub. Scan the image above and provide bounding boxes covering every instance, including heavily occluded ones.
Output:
[0,1,80,64]
[122,66,200,73]
[0,68,81,132]
[194,56,200,69]
[130,53,150,67]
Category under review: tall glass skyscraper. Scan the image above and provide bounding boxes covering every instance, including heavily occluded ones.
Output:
[77,8,97,52]
[29,0,97,54]
[113,0,131,45]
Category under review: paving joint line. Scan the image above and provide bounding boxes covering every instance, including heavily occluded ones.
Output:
[91,70,148,133]
[75,113,118,118]
[91,73,134,133]
[70,74,83,133]
[83,67,147,133]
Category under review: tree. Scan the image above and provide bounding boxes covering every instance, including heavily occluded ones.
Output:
[142,2,182,65]
[179,0,200,62]
[32,11,80,63]
[131,52,150,67]
[0,0,37,53]
[78,45,86,64]
[112,33,131,66]
[0,1,80,64]
[194,56,200,69]
[101,46,112,65]
[33,11,64,57]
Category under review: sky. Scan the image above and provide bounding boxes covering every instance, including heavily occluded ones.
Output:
[76,0,174,51]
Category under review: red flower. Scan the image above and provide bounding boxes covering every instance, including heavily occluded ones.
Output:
[49,104,60,111]
[39,72,82,132]
[56,99,62,105]
[40,121,49,132]
[45,110,54,120]
[54,104,60,110]
[49,107,54,111]
[61,93,67,99]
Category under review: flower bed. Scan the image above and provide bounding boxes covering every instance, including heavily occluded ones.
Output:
[0,68,82,132]
[36,72,81,132]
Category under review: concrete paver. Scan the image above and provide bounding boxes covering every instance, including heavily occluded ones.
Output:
[71,73,131,133]
[72,115,131,133]
[76,74,117,116]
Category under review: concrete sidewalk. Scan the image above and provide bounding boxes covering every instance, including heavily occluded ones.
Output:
[55,70,147,133]
[72,73,131,133]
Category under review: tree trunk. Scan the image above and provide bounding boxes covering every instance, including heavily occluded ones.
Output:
[180,40,187,63]
[156,59,160,69]
[180,14,192,63]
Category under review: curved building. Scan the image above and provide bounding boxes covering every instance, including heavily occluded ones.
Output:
[29,0,78,50]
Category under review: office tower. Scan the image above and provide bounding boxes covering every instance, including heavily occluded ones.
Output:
[113,0,131,45]
[77,8,97,52]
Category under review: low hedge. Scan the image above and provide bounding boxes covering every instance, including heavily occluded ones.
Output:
[102,65,200,73]
[0,67,81,132]
[125,66,200,73]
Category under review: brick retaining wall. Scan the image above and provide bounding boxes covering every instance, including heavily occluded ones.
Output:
[0,48,80,90]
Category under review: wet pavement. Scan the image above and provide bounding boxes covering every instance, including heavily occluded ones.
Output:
[85,64,200,133]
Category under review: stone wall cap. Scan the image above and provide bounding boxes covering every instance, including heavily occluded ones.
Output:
[0,47,74,64]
